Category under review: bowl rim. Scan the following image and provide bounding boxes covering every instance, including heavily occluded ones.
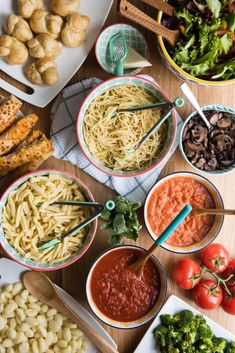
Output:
[76,75,177,177]
[179,104,235,176]
[144,170,224,254]
[95,22,149,76]
[157,12,235,86]
[0,168,98,271]
[85,244,168,329]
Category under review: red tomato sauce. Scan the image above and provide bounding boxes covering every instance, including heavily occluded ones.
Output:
[90,248,160,322]
[147,177,215,247]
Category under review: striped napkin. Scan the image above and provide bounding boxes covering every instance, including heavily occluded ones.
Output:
[50,75,183,203]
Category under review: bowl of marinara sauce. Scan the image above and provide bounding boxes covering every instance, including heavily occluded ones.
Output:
[144,171,224,254]
[86,245,167,329]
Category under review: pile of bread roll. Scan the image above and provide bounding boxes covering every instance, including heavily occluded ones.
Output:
[0,0,90,86]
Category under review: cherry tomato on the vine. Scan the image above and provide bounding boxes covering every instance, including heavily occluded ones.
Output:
[221,285,235,315]
[222,259,235,285]
[200,243,230,273]
[173,259,202,289]
[193,279,222,309]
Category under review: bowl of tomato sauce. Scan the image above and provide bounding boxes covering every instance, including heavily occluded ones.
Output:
[144,171,224,254]
[86,245,167,329]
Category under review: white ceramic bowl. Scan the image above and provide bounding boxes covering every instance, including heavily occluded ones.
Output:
[86,245,167,329]
[76,75,177,177]
[0,169,98,271]
[144,171,224,254]
[179,104,235,176]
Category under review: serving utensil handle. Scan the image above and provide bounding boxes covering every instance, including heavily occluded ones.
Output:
[156,204,192,245]
[141,0,174,16]
[180,83,212,130]
[49,285,119,353]
[119,0,179,46]
[194,208,235,216]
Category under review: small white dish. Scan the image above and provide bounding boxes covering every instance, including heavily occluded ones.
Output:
[0,258,117,353]
[134,295,235,353]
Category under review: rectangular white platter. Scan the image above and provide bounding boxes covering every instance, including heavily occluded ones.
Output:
[134,295,235,353]
[0,258,117,353]
[0,0,114,107]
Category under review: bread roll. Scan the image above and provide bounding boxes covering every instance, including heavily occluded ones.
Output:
[27,33,62,58]
[5,15,33,42]
[0,35,28,64]
[51,0,80,17]
[25,57,58,85]
[18,0,43,19]
[61,13,90,48]
[29,10,63,39]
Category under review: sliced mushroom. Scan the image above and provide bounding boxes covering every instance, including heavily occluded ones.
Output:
[208,157,217,169]
[184,140,205,152]
[217,117,232,128]
[195,158,206,168]
[209,112,223,125]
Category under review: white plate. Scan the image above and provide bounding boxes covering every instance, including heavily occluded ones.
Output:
[0,0,113,107]
[0,258,117,353]
[134,295,235,353]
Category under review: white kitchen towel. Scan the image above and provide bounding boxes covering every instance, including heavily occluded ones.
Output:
[50,75,183,203]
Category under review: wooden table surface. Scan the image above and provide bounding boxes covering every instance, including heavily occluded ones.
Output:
[0,1,235,352]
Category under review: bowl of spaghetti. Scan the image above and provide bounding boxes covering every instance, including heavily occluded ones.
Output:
[76,76,177,177]
[0,169,98,271]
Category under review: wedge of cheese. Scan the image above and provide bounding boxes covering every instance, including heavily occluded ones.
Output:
[123,46,152,69]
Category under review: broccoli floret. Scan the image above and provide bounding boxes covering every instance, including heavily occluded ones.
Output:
[196,322,213,341]
[212,337,227,353]
[160,314,180,326]
[154,326,169,347]
[226,341,235,353]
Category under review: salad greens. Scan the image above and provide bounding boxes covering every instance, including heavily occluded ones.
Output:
[164,0,235,80]
[154,310,235,353]
[100,196,142,244]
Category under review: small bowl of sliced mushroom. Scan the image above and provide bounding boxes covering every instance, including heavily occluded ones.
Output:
[179,105,235,175]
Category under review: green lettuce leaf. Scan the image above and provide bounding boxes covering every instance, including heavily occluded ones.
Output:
[205,0,221,18]
[212,61,235,79]
[228,11,235,31]
[220,33,233,54]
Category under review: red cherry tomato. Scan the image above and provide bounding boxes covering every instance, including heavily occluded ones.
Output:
[200,243,230,273]
[193,279,222,309]
[173,259,202,289]
[222,259,235,285]
[222,285,235,315]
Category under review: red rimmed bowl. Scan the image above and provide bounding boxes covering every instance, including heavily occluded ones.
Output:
[76,75,177,177]
[86,245,167,329]
[144,171,224,254]
[0,169,98,271]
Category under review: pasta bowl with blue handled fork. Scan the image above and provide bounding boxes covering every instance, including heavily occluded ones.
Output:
[0,169,98,271]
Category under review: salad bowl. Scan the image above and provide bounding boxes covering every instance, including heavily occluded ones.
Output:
[157,0,235,86]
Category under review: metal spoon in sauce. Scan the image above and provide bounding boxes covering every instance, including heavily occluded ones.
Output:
[129,204,192,274]
[180,83,213,132]
[23,272,120,353]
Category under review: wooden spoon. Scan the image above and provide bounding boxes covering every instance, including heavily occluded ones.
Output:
[119,0,180,47]
[193,208,235,216]
[129,204,192,274]
[23,272,119,353]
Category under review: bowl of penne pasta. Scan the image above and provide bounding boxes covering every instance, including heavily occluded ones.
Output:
[0,169,98,271]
